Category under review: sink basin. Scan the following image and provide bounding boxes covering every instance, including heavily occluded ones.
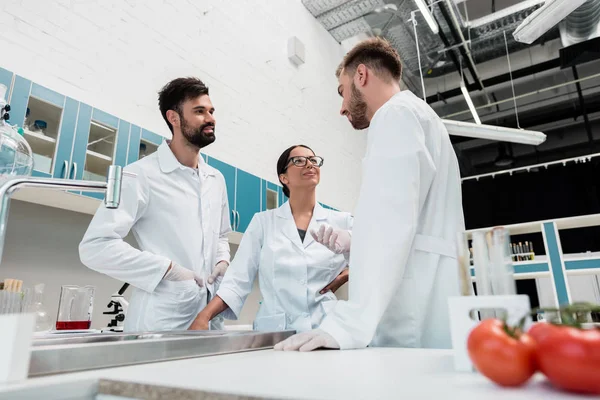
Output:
[32,330,232,347]
[29,330,295,377]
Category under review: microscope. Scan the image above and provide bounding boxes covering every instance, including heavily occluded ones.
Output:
[102,283,129,332]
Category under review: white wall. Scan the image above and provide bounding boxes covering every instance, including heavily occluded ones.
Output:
[0,0,366,212]
[1,201,126,329]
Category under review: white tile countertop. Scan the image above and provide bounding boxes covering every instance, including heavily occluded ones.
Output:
[0,348,584,400]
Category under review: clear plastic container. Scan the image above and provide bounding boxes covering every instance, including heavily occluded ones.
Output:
[0,84,34,182]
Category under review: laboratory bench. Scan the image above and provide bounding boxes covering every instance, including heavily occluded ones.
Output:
[0,346,584,400]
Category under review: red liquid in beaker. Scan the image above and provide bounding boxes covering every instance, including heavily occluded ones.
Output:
[55,320,91,330]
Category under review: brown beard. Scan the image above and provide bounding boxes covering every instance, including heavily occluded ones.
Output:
[180,115,216,149]
[348,82,370,130]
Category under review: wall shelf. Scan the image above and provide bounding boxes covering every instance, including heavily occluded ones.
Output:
[86,150,112,162]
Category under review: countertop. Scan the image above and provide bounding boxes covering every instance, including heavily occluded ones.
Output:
[0,348,587,400]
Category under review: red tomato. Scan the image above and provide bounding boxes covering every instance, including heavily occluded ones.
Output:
[467,319,537,387]
[528,321,555,344]
[532,325,600,395]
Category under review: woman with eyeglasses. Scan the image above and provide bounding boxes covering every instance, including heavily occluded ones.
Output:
[188,145,353,332]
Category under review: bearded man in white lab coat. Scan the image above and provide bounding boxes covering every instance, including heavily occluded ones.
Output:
[276,38,465,351]
[79,77,231,332]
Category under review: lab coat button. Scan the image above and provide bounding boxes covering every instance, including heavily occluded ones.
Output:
[302,313,309,318]
[299,279,305,285]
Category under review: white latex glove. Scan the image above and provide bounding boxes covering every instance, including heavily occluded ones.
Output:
[164,262,204,287]
[207,261,229,285]
[310,224,351,254]
[273,329,340,352]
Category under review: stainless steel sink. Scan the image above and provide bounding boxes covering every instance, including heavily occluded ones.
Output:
[29,330,295,377]
[32,330,231,347]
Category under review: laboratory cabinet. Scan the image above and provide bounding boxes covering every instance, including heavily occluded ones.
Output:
[468,214,600,322]
[1,66,341,234]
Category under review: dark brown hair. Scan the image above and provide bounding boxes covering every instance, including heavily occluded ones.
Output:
[158,77,209,133]
[336,37,402,82]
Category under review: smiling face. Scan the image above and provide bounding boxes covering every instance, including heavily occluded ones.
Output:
[173,94,216,149]
[279,146,321,197]
[338,68,370,130]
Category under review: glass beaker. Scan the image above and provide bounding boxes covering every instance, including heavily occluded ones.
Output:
[24,283,52,332]
[55,285,95,330]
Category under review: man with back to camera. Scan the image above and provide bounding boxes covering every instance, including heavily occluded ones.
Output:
[276,38,465,350]
[79,77,233,332]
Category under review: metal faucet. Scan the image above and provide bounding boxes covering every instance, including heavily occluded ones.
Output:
[0,165,127,263]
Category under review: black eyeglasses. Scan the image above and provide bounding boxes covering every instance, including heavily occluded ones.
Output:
[286,156,324,168]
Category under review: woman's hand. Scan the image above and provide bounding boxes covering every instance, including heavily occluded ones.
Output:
[320,267,349,294]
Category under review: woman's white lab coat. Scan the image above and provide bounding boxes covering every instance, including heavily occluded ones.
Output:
[217,202,353,332]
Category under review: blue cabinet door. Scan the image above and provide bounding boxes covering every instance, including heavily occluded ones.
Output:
[141,129,163,146]
[52,97,79,179]
[7,75,31,126]
[0,67,13,96]
[126,125,142,165]
[114,120,130,167]
[71,103,92,180]
[235,169,261,233]
[207,157,236,227]
[278,186,285,207]
[263,181,279,211]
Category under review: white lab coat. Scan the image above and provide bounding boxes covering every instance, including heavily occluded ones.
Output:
[79,142,231,332]
[217,202,353,332]
[319,90,465,349]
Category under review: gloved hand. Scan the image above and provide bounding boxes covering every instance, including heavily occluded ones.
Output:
[310,224,351,254]
[274,329,340,352]
[164,262,204,287]
[207,261,229,285]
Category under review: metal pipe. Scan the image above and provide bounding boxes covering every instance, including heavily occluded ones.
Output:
[462,152,600,182]
[443,70,600,119]
[411,11,428,101]
[571,65,594,145]
[0,165,127,264]
[442,0,489,99]
[426,58,562,104]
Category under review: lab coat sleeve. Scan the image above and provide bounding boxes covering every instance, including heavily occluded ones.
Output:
[78,170,171,293]
[215,175,232,265]
[216,214,263,318]
[319,104,436,349]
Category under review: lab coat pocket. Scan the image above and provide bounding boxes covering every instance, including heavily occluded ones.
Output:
[146,280,202,331]
[253,313,287,331]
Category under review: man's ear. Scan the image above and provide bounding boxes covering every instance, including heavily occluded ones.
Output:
[166,110,180,128]
[355,64,369,87]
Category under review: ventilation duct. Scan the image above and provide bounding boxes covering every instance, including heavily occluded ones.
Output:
[560,0,600,47]
[302,0,559,78]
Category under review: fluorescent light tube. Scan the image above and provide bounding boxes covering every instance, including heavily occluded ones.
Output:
[513,0,587,44]
[460,81,481,125]
[443,119,547,146]
[414,0,439,34]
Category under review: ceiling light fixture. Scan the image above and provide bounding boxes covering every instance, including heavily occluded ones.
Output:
[414,0,439,34]
[443,119,547,146]
[459,81,481,124]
